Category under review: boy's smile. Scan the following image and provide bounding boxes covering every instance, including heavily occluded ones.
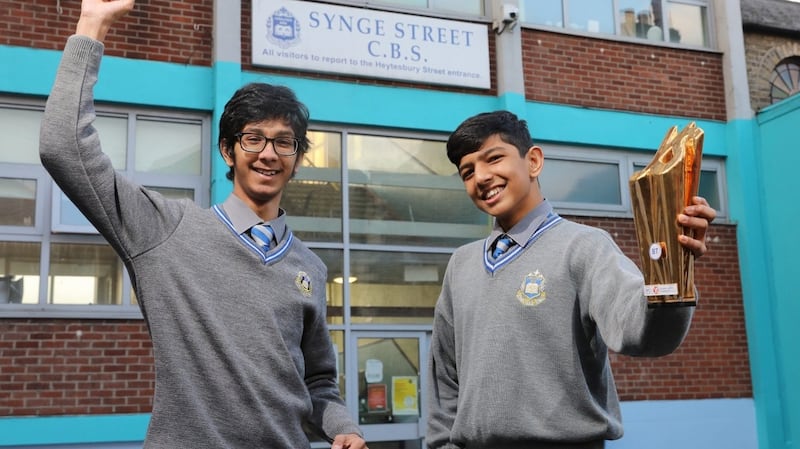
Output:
[458,134,544,231]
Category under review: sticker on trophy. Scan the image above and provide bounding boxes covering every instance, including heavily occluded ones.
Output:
[648,242,665,260]
[644,283,679,296]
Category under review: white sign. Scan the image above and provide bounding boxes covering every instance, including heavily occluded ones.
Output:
[251,0,490,89]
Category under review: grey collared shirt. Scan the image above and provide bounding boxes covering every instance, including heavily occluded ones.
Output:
[220,194,288,244]
[487,199,555,250]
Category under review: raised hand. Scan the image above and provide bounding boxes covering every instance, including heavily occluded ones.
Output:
[75,0,135,41]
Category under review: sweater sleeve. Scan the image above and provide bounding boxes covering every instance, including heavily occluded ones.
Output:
[580,227,694,357]
[39,35,184,261]
[425,261,464,449]
[302,271,363,440]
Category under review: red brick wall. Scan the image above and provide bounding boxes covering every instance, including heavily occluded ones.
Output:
[0,0,213,65]
[0,221,750,417]
[0,320,154,415]
[572,218,752,400]
[522,30,728,121]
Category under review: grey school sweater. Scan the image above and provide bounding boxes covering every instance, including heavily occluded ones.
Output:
[426,202,694,449]
[40,35,361,448]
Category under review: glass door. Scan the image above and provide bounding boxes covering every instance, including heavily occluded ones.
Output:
[347,331,429,445]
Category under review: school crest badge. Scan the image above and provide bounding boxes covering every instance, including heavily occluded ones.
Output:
[295,271,312,297]
[517,270,546,306]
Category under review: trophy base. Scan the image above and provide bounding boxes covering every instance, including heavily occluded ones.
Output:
[646,297,697,308]
[647,298,697,309]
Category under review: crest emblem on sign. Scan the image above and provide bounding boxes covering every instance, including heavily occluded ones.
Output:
[266,7,300,49]
[517,270,546,306]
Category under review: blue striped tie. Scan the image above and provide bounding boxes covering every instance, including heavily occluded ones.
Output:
[250,224,275,252]
[491,234,515,261]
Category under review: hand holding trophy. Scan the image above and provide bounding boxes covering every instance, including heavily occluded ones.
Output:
[629,123,704,307]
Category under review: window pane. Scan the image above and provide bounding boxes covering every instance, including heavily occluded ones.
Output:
[49,243,124,305]
[0,107,42,165]
[698,169,720,211]
[520,0,563,27]
[0,241,41,305]
[135,118,202,175]
[350,251,449,324]
[313,248,344,325]
[95,115,128,169]
[665,2,707,45]
[0,178,36,226]
[431,0,482,15]
[285,131,343,242]
[619,0,664,40]
[567,0,614,33]
[57,190,95,229]
[371,0,427,8]
[634,163,721,212]
[347,134,487,246]
[770,58,800,104]
[358,337,420,424]
[540,158,622,205]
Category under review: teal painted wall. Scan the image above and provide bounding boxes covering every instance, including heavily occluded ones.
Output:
[754,95,800,449]
[0,399,757,448]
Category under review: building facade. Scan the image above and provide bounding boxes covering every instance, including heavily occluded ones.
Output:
[3,0,794,447]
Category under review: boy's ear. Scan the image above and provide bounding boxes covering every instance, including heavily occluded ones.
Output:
[220,141,234,167]
[527,145,544,178]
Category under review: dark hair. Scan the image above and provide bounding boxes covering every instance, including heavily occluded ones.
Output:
[218,83,311,181]
[446,110,534,166]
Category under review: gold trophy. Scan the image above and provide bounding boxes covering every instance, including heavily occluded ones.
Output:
[629,122,703,307]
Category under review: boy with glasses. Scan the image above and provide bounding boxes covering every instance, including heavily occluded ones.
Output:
[39,1,366,448]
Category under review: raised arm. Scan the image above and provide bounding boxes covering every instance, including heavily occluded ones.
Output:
[39,0,182,259]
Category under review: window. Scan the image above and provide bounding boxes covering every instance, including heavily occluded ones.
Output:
[0,99,211,314]
[288,127,489,248]
[346,132,486,247]
[665,1,709,46]
[288,127,486,327]
[566,0,615,34]
[331,0,483,16]
[520,0,712,47]
[632,155,726,218]
[538,144,727,219]
[769,57,800,104]
[349,250,450,324]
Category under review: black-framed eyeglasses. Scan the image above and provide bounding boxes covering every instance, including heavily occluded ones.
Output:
[234,132,299,156]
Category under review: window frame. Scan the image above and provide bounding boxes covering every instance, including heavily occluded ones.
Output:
[0,164,50,236]
[519,0,715,49]
[320,0,488,20]
[629,153,727,220]
[540,143,728,221]
[0,97,211,318]
[538,144,632,217]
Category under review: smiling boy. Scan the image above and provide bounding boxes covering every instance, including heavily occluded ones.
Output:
[38,1,366,448]
[426,111,715,449]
